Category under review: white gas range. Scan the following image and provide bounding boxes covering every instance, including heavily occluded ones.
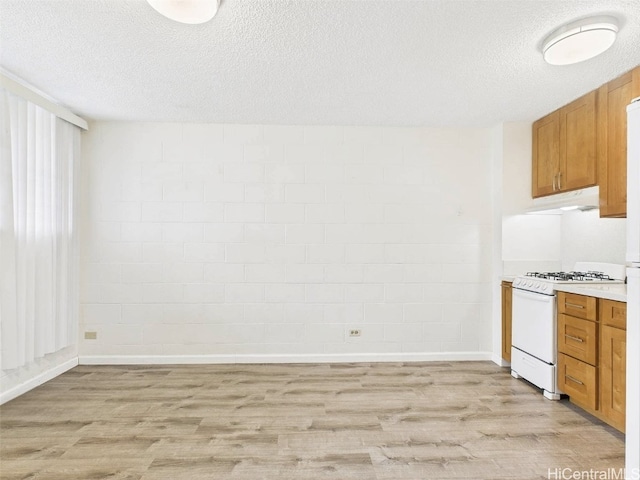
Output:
[510,262,626,400]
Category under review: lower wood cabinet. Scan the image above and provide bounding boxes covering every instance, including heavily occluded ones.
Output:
[557,294,627,432]
[599,299,627,432]
[501,281,512,362]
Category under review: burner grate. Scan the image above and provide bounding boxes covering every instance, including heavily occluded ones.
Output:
[524,271,616,282]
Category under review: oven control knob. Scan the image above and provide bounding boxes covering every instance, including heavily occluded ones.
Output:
[541,284,548,291]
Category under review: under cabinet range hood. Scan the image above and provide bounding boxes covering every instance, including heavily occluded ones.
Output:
[525,186,600,215]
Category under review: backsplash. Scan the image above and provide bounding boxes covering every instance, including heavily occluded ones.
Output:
[502,214,562,276]
[502,209,626,276]
[561,209,627,271]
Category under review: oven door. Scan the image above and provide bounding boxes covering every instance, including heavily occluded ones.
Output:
[512,287,557,365]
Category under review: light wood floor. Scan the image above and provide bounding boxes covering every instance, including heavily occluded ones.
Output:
[0,361,624,480]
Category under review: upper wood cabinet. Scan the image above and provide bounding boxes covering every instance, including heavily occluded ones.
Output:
[532,111,560,197]
[532,91,597,198]
[560,91,598,192]
[597,66,640,218]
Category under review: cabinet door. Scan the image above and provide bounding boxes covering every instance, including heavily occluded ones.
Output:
[600,324,626,432]
[532,111,560,197]
[598,67,640,218]
[501,282,512,362]
[559,90,598,192]
[600,299,627,330]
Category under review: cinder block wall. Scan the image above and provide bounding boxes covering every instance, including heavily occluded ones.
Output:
[79,123,493,361]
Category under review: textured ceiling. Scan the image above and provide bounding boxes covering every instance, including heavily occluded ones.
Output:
[1,0,640,127]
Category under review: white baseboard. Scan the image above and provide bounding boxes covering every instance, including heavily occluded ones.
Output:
[79,351,493,365]
[491,353,511,367]
[0,357,79,405]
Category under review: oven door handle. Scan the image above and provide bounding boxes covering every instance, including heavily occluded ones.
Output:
[512,287,555,303]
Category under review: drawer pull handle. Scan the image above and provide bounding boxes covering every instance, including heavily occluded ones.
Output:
[565,375,584,386]
[565,302,585,309]
[564,334,584,343]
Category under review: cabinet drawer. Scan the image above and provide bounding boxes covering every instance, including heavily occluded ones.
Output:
[557,292,597,321]
[600,299,627,330]
[558,314,597,366]
[558,353,598,410]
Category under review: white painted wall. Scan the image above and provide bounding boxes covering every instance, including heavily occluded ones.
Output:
[502,214,562,275]
[561,209,626,271]
[501,122,563,277]
[502,122,534,216]
[79,122,494,362]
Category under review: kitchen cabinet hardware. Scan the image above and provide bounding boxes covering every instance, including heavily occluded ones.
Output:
[565,334,584,343]
[565,302,584,309]
[565,374,584,385]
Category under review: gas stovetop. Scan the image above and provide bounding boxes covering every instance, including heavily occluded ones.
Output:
[512,262,626,295]
[524,271,618,282]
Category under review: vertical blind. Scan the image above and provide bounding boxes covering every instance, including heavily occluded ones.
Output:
[0,89,80,371]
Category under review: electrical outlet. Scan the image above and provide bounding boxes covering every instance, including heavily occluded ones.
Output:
[349,329,361,337]
[84,331,97,340]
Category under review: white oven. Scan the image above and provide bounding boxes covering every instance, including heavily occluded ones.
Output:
[511,286,560,400]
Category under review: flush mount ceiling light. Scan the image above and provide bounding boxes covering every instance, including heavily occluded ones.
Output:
[542,15,619,65]
[147,0,220,24]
